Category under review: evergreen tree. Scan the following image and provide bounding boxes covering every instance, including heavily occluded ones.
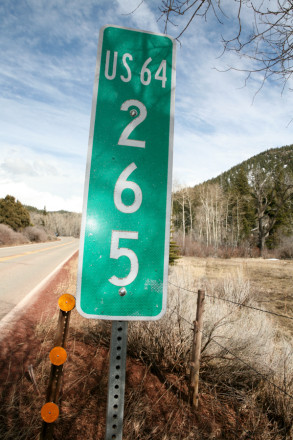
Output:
[0,195,31,231]
[229,167,255,241]
[250,163,293,254]
[169,236,180,265]
[169,222,180,265]
[171,145,293,253]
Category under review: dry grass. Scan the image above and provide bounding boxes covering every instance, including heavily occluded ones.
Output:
[124,258,293,438]
[167,259,293,438]
[1,255,293,439]
[176,256,293,335]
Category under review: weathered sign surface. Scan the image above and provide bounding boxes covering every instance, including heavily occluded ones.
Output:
[77,25,176,320]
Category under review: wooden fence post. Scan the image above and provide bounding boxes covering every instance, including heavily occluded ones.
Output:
[189,289,205,409]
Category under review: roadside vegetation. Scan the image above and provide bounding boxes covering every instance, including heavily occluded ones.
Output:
[1,255,292,439]
[0,195,81,246]
[1,144,292,437]
[173,145,293,259]
[1,145,292,257]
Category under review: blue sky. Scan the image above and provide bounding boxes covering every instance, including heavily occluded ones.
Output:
[1,0,293,212]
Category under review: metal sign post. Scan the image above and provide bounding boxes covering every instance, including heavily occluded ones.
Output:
[76,25,176,439]
[105,321,128,440]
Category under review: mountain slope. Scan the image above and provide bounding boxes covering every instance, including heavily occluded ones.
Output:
[173,145,293,255]
[209,144,293,187]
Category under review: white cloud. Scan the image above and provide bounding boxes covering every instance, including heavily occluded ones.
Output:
[1,0,292,212]
[115,0,160,33]
[0,181,82,212]
[170,13,293,187]
[0,144,85,212]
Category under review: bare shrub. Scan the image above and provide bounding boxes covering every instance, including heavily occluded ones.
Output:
[12,254,290,439]
[128,311,190,375]
[0,223,29,246]
[275,236,293,259]
[23,226,52,242]
[127,268,258,379]
[30,211,81,237]
[174,231,261,258]
[256,340,293,437]
[217,244,260,259]
[126,263,293,436]
[174,232,216,257]
[167,264,293,434]
[55,257,293,437]
[170,266,273,370]
[115,263,290,437]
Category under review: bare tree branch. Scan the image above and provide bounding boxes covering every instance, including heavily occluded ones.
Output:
[159,0,293,90]
[121,0,145,16]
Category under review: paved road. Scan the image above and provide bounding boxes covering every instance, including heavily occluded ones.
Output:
[0,237,79,320]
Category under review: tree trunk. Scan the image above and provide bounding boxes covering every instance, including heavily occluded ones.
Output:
[258,216,266,256]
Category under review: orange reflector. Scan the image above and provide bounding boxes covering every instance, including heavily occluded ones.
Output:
[58,294,75,312]
[41,402,59,423]
[49,346,67,366]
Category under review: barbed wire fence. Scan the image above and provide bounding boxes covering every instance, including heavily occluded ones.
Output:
[168,281,293,322]
[167,281,293,402]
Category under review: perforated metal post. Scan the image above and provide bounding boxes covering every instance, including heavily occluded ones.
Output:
[105,321,128,440]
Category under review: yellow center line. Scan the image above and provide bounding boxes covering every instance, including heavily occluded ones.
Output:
[0,241,75,262]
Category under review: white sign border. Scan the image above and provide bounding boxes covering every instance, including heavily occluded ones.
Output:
[76,25,176,321]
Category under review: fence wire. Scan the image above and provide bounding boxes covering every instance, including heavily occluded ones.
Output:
[168,281,293,321]
[173,310,293,401]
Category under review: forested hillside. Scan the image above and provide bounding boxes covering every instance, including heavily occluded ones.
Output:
[2,145,292,255]
[173,144,293,257]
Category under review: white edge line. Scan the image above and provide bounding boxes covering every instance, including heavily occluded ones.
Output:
[0,249,78,336]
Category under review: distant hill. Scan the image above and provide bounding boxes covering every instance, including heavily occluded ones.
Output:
[173,145,293,257]
[208,144,293,187]
[24,205,75,215]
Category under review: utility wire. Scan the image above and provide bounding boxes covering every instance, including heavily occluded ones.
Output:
[168,281,293,321]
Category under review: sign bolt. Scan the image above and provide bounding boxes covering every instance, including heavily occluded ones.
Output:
[130,109,137,117]
[119,288,127,297]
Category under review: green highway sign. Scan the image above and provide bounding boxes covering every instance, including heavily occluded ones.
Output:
[76,25,176,320]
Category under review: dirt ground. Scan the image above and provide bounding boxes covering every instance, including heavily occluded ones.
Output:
[0,254,200,439]
[0,254,290,439]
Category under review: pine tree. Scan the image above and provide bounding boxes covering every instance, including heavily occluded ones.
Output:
[0,195,31,231]
[169,222,180,265]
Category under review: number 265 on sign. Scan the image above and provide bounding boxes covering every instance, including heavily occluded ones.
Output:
[76,25,176,321]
